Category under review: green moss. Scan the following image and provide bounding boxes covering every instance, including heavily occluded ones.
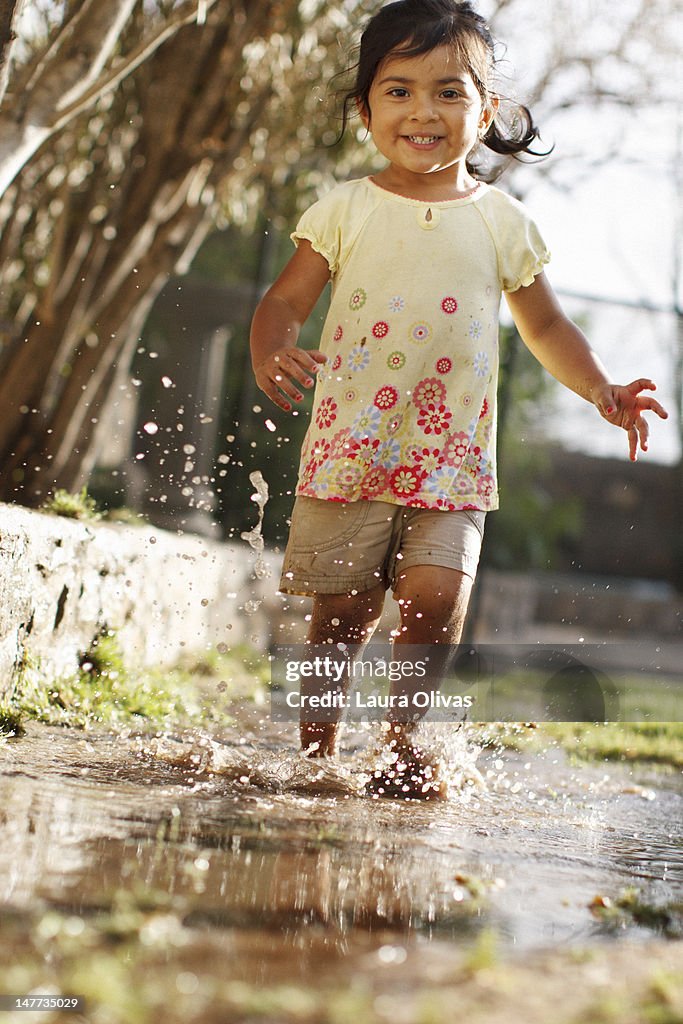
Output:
[462,926,499,973]
[42,486,102,521]
[0,703,25,736]
[642,971,683,1024]
[590,887,683,939]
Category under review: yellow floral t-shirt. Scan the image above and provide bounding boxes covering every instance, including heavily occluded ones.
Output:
[293,177,549,511]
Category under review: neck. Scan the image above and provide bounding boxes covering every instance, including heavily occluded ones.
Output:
[372,164,479,201]
[372,166,480,201]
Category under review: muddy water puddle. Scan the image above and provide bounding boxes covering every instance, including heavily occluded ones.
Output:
[1,720,681,956]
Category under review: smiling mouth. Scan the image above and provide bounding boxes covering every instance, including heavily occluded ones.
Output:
[406,135,441,145]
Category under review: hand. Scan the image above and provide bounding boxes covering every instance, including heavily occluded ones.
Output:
[593,378,668,461]
[254,346,327,412]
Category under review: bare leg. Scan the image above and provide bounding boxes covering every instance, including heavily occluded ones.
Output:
[301,583,385,757]
[369,565,473,797]
[390,564,472,740]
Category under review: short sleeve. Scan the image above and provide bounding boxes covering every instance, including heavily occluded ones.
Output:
[291,198,341,275]
[290,179,378,279]
[477,189,551,292]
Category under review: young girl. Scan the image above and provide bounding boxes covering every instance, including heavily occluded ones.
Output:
[250,0,667,796]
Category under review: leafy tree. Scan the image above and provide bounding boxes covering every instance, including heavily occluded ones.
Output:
[0,0,362,503]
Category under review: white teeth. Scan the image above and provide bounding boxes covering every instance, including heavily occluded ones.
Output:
[408,135,439,145]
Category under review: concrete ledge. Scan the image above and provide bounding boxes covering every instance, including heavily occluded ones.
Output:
[0,503,280,694]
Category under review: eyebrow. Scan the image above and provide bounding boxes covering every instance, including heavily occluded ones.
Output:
[377,76,468,86]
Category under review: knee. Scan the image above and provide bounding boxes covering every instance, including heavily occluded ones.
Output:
[395,569,472,635]
[309,584,385,642]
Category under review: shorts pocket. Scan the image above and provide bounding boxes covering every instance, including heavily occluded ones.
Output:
[288,497,371,554]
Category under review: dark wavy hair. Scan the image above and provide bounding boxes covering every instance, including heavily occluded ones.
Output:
[337,0,550,179]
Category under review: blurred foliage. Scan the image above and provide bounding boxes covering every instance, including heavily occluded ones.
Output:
[482,324,584,571]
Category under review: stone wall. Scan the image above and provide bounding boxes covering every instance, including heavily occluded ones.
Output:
[0,503,280,696]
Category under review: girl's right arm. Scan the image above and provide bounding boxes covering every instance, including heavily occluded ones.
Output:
[250,240,331,412]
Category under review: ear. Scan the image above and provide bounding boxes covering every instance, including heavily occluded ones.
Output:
[479,95,499,135]
[357,98,371,132]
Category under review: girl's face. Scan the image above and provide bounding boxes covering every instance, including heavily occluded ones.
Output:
[360,44,492,195]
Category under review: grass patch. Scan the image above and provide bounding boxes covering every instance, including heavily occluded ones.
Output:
[487,721,683,769]
[5,636,271,732]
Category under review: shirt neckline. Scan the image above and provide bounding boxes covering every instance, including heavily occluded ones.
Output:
[366,176,488,207]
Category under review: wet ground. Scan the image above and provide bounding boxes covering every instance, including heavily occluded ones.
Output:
[0,708,682,1023]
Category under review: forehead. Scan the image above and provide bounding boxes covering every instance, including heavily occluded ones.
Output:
[375,45,479,91]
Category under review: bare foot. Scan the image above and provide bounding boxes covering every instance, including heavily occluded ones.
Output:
[300,722,339,757]
[366,727,448,800]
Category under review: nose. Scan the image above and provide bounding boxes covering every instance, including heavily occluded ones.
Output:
[409,94,438,123]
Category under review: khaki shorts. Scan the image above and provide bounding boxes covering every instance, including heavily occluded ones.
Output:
[279,496,485,597]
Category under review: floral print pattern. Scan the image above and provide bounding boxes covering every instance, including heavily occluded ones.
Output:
[315,397,338,430]
[349,287,367,311]
[298,268,499,507]
[413,377,446,408]
[473,351,489,377]
[347,347,370,372]
[289,177,548,513]
[350,404,381,438]
[390,466,425,499]
[417,403,452,435]
[374,384,399,410]
[410,322,433,344]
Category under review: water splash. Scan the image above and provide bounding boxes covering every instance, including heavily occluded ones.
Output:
[240,470,271,584]
[140,723,486,802]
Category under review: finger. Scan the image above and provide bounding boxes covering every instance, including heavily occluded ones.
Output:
[271,370,305,403]
[308,350,328,365]
[627,378,656,395]
[277,351,322,389]
[636,414,649,453]
[259,380,293,412]
[598,400,617,419]
[286,348,328,375]
[636,397,668,420]
[628,426,638,462]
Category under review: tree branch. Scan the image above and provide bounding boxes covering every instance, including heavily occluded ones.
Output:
[0,0,219,195]
[0,0,23,105]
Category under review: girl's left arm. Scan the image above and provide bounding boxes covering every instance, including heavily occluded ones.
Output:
[505,272,668,461]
